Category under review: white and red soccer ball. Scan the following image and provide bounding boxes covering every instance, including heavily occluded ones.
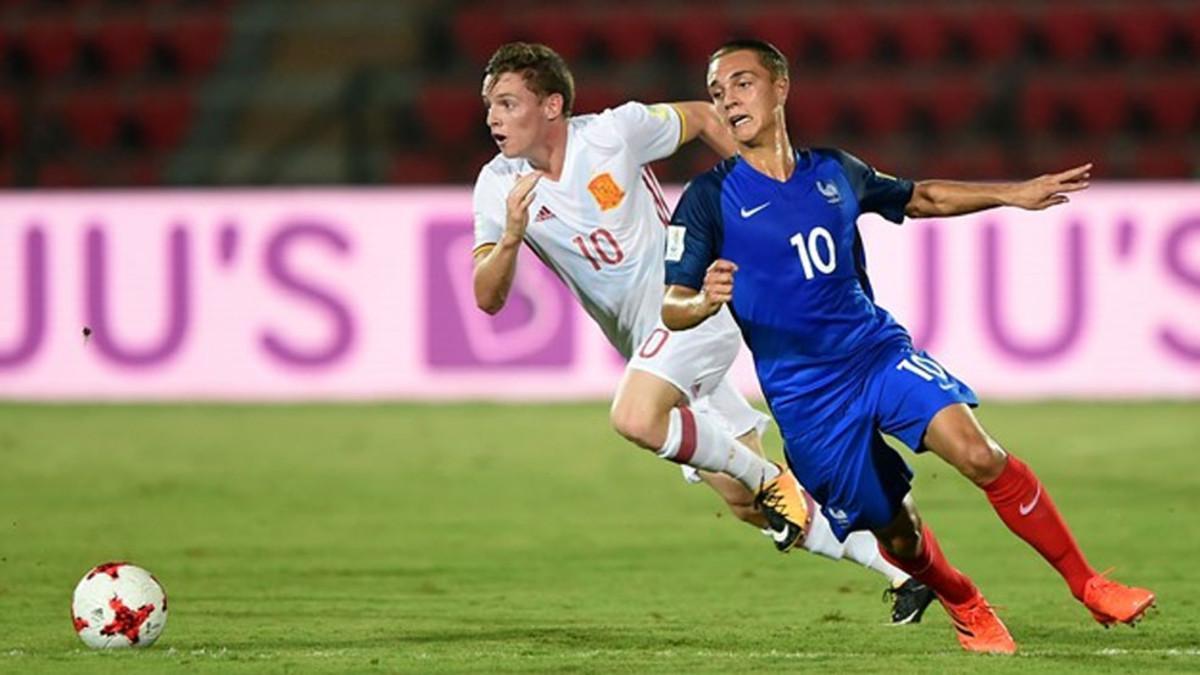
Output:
[71,562,168,649]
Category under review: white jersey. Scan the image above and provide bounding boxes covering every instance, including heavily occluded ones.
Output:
[473,102,683,358]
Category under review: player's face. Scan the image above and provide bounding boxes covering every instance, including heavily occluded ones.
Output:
[481,72,560,158]
[706,50,788,145]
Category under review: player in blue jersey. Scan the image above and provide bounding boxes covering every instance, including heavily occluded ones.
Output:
[662,39,1155,654]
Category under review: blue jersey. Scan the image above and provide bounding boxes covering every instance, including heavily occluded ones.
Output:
[665,148,916,418]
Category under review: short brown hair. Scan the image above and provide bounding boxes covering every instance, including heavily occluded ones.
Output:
[484,42,575,115]
[709,39,789,81]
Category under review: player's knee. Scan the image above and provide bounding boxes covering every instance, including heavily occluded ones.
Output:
[609,405,665,451]
[955,435,1007,485]
[885,530,922,560]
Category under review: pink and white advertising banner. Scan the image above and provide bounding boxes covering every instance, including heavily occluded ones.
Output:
[0,186,1197,401]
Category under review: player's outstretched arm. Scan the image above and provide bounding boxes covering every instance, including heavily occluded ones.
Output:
[904,163,1091,218]
[662,260,737,330]
[473,171,541,314]
[669,102,737,159]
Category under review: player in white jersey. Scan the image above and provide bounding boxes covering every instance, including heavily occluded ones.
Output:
[470,43,935,624]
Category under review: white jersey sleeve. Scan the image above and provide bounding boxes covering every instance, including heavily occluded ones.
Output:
[608,101,683,166]
[472,165,509,251]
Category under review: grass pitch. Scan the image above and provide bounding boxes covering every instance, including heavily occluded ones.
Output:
[0,401,1197,673]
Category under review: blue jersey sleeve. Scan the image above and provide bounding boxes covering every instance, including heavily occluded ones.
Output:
[828,149,914,224]
[664,172,724,290]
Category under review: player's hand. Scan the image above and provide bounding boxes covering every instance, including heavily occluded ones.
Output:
[503,171,542,244]
[1010,163,1091,210]
[701,259,737,313]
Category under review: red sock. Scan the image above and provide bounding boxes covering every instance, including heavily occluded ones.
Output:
[983,454,1097,599]
[878,524,978,605]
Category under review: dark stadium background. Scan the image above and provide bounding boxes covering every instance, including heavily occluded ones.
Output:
[0,0,1195,188]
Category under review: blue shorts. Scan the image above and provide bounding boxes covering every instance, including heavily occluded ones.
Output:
[775,341,978,541]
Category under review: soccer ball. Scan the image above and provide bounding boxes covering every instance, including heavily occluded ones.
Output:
[71,562,168,649]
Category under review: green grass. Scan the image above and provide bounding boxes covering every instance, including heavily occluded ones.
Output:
[0,402,1198,673]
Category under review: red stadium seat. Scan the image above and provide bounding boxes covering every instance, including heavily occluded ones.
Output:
[664,10,733,64]
[1140,76,1199,135]
[572,85,623,115]
[848,78,913,137]
[924,77,987,133]
[1039,5,1102,63]
[816,9,879,65]
[161,11,229,76]
[1020,78,1060,134]
[1035,142,1108,176]
[891,10,951,64]
[124,156,163,186]
[23,16,81,79]
[1134,143,1194,178]
[389,153,452,184]
[593,7,658,63]
[1107,6,1173,62]
[132,88,194,150]
[37,159,87,188]
[786,78,840,139]
[1184,6,1200,58]
[0,95,18,151]
[960,7,1025,62]
[418,84,483,146]
[62,88,123,150]
[741,8,804,58]
[518,10,588,61]
[1067,77,1129,135]
[452,7,515,65]
[91,16,154,77]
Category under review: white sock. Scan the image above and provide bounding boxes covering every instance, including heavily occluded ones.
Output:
[800,503,910,587]
[658,406,779,492]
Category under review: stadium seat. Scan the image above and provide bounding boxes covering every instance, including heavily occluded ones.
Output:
[452,6,515,65]
[592,7,658,63]
[23,15,81,79]
[161,10,229,76]
[0,95,17,152]
[389,153,452,184]
[1019,78,1059,134]
[1108,6,1173,62]
[1035,141,1109,176]
[1134,143,1194,178]
[1067,77,1129,135]
[36,159,87,188]
[1039,5,1103,63]
[91,16,154,78]
[921,142,1008,178]
[1184,6,1200,59]
[741,8,804,58]
[816,9,879,65]
[62,88,123,150]
[848,78,913,137]
[924,77,987,134]
[572,85,623,115]
[131,87,194,150]
[664,10,733,64]
[518,10,588,61]
[417,84,483,146]
[1140,76,1198,135]
[891,10,951,64]
[786,79,840,139]
[960,7,1025,62]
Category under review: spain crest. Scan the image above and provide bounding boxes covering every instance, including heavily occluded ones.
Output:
[588,173,625,211]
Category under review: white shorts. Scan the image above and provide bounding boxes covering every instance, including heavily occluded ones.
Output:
[625,307,770,484]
